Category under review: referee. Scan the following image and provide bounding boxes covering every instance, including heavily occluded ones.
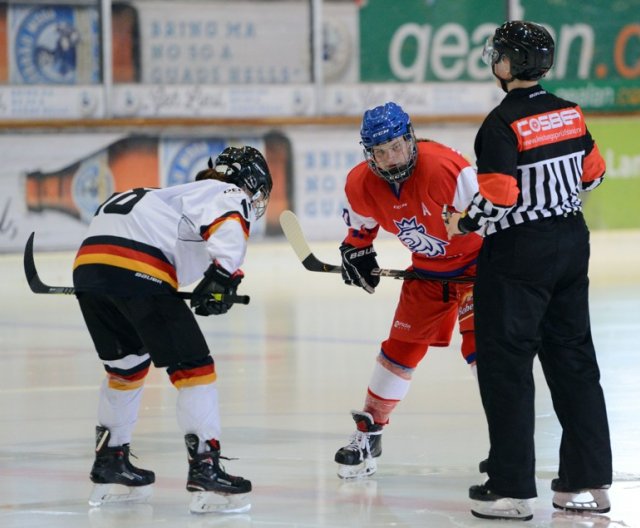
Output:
[446,21,612,521]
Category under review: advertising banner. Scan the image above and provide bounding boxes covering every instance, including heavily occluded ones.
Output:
[0,85,104,118]
[135,1,310,85]
[359,0,505,83]
[359,0,640,112]
[520,0,640,112]
[0,131,296,252]
[7,4,101,84]
[582,118,640,229]
[0,118,637,253]
[111,84,316,117]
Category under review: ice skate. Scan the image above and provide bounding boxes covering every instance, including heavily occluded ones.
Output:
[469,483,534,521]
[88,426,155,506]
[185,434,252,514]
[334,410,383,479]
[551,478,611,514]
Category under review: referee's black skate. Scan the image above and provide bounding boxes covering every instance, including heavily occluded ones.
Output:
[89,425,155,506]
[551,478,611,514]
[334,410,383,479]
[185,434,252,513]
[469,483,534,521]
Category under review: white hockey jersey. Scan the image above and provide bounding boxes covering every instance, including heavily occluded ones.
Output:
[73,179,253,295]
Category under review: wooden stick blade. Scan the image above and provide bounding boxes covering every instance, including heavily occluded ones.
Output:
[279,210,474,283]
[279,210,342,273]
[278,210,312,263]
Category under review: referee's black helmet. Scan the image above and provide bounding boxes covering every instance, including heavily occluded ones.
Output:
[484,21,554,81]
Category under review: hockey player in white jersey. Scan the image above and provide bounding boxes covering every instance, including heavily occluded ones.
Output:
[72,146,272,513]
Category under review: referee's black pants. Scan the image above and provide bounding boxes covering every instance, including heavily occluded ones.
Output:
[474,212,612,499]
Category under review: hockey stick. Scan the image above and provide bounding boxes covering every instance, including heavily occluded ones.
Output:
[23,232,250,304]
[278,210,474,283]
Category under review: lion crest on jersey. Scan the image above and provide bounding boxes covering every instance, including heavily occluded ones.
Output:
[394,217,448,257]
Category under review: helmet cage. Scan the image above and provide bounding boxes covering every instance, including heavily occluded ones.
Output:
[363,131,417,184]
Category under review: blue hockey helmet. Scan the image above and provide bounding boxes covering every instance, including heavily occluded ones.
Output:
[360,102,417,183]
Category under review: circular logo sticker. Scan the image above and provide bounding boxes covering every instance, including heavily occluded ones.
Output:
[72,155,115,223]
[15,6,80,84]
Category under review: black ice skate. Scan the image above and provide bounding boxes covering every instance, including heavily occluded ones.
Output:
[185,434,252,514]
[469,483,534,521]
[88,425,155,506]
[334,410,383,479]
[551,478,611,514]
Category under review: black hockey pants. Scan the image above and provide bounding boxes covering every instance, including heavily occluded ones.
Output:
[473,212,612,499]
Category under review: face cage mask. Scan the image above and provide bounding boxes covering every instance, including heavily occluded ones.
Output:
[249,187,269,220]
[364,133,417,184]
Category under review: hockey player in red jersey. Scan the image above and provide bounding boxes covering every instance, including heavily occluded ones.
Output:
[334,102,482,479]
[73,146,271,513]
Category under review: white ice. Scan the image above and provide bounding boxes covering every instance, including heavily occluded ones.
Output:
[1,231,639,528]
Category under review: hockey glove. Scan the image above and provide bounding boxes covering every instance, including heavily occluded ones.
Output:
[340,243,380,294]
[190,261,244,316]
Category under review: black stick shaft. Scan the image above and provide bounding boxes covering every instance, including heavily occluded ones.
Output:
[23,233,250,304]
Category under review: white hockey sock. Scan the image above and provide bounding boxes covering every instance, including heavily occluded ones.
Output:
[176,383,221,451]
[97,378,144,447]
[364,355,413,423]
[368,355,412,401]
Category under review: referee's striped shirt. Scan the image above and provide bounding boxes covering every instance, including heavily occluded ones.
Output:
[464,85,605,236]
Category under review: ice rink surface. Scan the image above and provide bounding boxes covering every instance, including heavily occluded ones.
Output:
[1,231,639,528]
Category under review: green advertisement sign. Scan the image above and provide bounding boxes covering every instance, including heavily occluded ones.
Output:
[582,118,640,229]
[359,0,504,82]
[359,0,640,111]
[523,0,640,112]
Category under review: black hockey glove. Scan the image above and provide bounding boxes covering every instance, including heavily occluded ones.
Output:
[190,261,244,316]
[339,243,380,294]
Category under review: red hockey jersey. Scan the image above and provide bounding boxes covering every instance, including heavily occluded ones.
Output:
[343,140,482,277]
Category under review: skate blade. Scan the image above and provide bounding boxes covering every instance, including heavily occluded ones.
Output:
[189,491,251,514]
[471,497,534,521]
[88,483,153,507]
[553,489,611,514]
[337,458,377,480]
[551,510,612,525]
